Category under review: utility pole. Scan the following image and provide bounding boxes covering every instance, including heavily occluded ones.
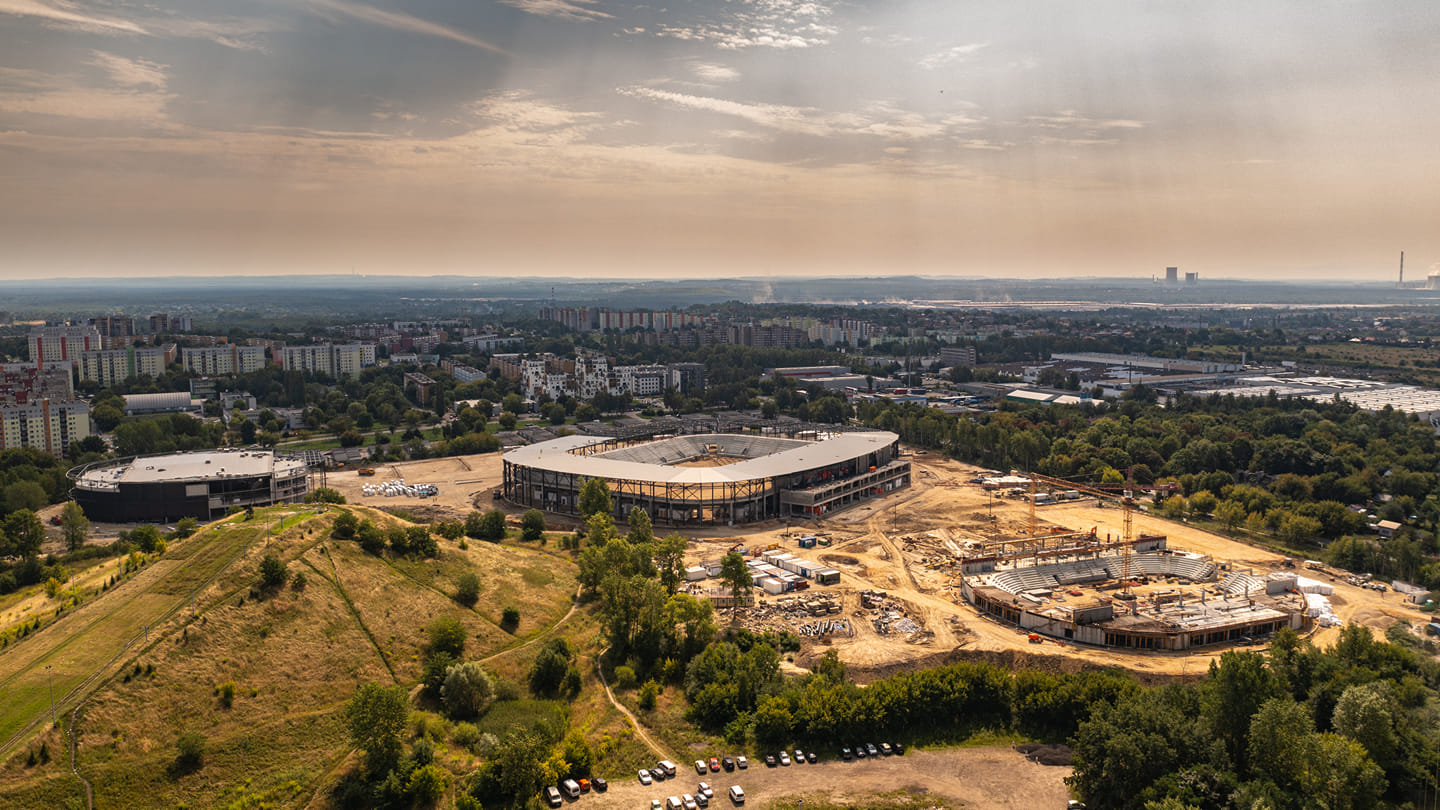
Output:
[45,665,55,727]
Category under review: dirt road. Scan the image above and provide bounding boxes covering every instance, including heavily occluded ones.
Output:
[581,748,1071,810]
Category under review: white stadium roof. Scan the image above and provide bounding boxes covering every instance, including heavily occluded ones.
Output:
[504,431,899,484]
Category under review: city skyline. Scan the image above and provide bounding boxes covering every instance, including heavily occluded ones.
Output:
[1,0,1438,280]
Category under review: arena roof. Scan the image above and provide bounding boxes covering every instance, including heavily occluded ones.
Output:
[505,431,899,484]
[74,450,308,490]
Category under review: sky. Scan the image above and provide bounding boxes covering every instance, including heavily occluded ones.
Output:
[1,0,1438,280]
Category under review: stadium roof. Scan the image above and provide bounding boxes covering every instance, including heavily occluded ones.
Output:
[505,431,899,484]
[75,450,307,489]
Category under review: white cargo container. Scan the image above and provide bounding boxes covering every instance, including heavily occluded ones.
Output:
[684,566,707,582]
[759,577,785,595]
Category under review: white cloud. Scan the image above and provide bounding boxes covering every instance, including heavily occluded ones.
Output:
[0,0,146,34]
[654,0,837,50]
[305,0,509,54]
[87,51,168,89]
[917,42,988,70]
[1027,110,1146,131]
[621,86,832,136]
[497,0,612,21]
[0,64,173,123]
[690,62,739,83]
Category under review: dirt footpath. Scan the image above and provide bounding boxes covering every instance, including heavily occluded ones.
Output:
[582,748,1071,810]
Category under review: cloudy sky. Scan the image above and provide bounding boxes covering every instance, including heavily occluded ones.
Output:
[1,0,1437,280]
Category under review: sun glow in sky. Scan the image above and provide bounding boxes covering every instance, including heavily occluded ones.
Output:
[0,0,1437,279]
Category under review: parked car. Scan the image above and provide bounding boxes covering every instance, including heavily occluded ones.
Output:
[544,787,563,808]
[853,745,866,759]
[652,767,667,781]
[764,754,776,767]
[696,792,709,808]
[880,743,893,756]
[779,751,791,766]
[696,760,708,775]
[708,757,721,772]
[722,756,735,772]
[841,747,853,761]
[578,778,591,792]
[893,743,906,756]
[793,749,805,764]
[736,756,748,770]
[659,760,677,778]
[682,794,698,810]
[865,743,878,757]
[806,751,817,764]
[729,786,746,805]
[652,800,662,810]
[561,779,581,799]
[640,770,654,786]
[593,777,608,792]
[697,782,714,799]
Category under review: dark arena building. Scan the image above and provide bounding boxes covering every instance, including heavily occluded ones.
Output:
[69,450,312,523]
[502,430,909,525]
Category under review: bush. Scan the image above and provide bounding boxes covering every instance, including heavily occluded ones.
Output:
[478,510,506,542]
[521,509,546,541]
[358,521,386,555]
[291,571,307,591]
[408,763,448,804]
[455,573,481,607]
[441,661,496,720]
[174,731,206,772]
[422,651,456,698]
[426,617,466,659]
[500,605,520,631]
[451,721,481,749]
[332,511,359,539]
[258,555,289,589]
[638,680,660,711]
[615,665,638,691]
[307,487,347,504]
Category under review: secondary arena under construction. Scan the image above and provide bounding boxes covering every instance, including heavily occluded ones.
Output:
[502,430,910,525]
[956,528,1311,650]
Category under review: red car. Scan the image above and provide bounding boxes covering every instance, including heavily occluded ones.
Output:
[578,778,591,793]
[708,757,720,772]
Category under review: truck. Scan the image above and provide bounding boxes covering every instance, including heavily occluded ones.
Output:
[358,468,376,476]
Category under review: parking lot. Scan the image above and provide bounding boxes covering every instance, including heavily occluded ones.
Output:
[569,747,1071,810]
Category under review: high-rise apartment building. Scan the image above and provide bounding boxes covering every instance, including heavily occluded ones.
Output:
[279,344,375,379]
[28,324,102,369]
[80,344,177,386]
[181,345,266,376]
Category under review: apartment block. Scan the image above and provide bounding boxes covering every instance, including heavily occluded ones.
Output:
[182,345,267,376]
[280,343,375,379]
[80,344,177,386]
[0,399,91,455]
[28,324,102,369]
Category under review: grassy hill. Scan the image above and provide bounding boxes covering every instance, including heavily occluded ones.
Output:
[0,505,589,808]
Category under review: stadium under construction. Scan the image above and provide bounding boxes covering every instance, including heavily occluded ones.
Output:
[502,429,910,525]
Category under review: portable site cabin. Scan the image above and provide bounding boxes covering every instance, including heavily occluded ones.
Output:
[814,568,841,585]
[684,566,708,582]
[759,577,785,595]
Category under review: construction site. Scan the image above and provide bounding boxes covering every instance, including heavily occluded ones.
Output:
[317,446,1433,679]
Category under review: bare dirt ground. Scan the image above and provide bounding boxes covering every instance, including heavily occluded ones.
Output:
[581,748,1070,810]
[324,453,505,519]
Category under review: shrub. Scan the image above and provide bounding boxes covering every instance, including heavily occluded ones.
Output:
[638,680,660,711]
[216,681,236,709]
[332,511,359,539]
[521,509,546,541]
[426,617,466,659]
[500,605,520,631]
[408,763,448,804]
[291,571,307,591]
[479,510,506,542]
[174,731,206,772]
[358,521,386,555]
[614,665,637,691]
[441,661,496,720]
[451,721,481,749]
[455,573,481,607]
[258,555,289,589]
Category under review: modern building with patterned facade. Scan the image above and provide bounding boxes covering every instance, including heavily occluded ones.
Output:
[69,450,311,522]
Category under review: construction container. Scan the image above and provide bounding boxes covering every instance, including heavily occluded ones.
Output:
[684,566,707,582]
[760,577,785,595]
[814,568,840,586]
[798,536,817,549]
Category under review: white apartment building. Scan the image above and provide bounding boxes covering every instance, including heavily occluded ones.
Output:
[0,399,91,455]
[279,343,375,379]
[80,345,174,386]
[181,345,267,376]
[28,325,102,369]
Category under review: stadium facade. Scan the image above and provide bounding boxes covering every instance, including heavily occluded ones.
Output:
[69,450,312,523]
[503,431,909,525]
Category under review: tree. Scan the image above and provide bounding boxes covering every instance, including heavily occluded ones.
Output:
[421,651,456,698]
[497,412,517,430]
[170,517,198,539]
[752,696,794,746]
[626,507,654,546]
[174,730,206,773]
[1215,500,1246,532]
[1203,651,1282,773]
[344,682,409,775]
[1301,733,1386,810]
[60,502,89,552]
[578,477,612,518]
[529,638,572,697]
[654,533,688,594]
[358,520,386,555]
[478,510,506,542]
[307,487,346,504]
[407,763,449,805]
[259,554,289,589]
[4,510,45,557]
[332,510,359,539]
[464,510,485,538]
[1331,682,1399,772]
[638,680,660,710]
[426,616,467,658]
[455,572,481,607]
[3,480,48,513]
[719,551,751,614]
[501,605,520,631]
[1247,698,1314,792]
[521,509,546,541]
[441,661,496,720]
[127,523,162,554]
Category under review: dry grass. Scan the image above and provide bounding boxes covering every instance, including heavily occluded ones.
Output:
[0,504,581,809]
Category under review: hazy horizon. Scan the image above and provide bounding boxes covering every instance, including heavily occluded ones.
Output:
[2,1,1438,280]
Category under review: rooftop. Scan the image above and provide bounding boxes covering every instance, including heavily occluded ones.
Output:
[75,450,308,490]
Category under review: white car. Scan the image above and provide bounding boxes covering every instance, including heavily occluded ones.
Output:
[735,756,748,770]
[697,782,713,799]
[729,786,745,805]
[652,801,662,810]
[683,794,699,810]
[696,760,708,775]
[640,769,653,786]
[779,751,791,766]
